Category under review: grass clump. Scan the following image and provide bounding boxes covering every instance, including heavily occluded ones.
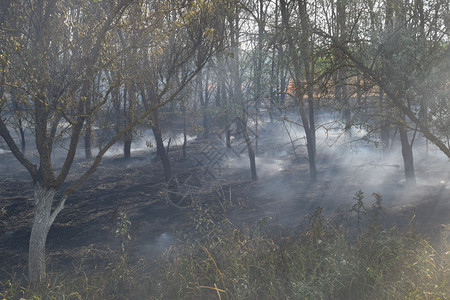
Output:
[1,192,449,299]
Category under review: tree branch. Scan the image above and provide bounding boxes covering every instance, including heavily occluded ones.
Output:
[0,114,38,180]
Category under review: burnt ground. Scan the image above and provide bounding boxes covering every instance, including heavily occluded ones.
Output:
[0,126,449,281]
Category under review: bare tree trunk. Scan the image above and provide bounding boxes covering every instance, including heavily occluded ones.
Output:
[278,47,287,107]
[253,0,266,153]
[399,123,416,185]
[227,11,257,182]
[85,114,93,159]
[196,69,206,139]
[305,127,317,181]
[269,42,276,123]
[12,92,26,153]
[334,0,351,130]
[203,71,210,139]
[123,132,132,158]
[29,185,66,282]
[239,118,257,181]
[182,101,187,159]
[152,109,172,181]
[139,87,172,180]
[84,84,93,159]
[122,86,132,159]
[18,118,26,154]
[29,189,53,282]
[281,0,317,183]
[221,82,231,148]
[299,0,318,170]
[124,84,136,159]
[270,0,279,116]
[379,89,391,152]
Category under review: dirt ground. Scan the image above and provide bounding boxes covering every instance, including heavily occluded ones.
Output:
[0,125,449,281]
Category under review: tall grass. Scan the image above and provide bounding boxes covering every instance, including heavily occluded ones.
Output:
[157,192,449,299]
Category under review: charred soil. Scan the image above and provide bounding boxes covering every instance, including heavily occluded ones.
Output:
[0,132,449,281]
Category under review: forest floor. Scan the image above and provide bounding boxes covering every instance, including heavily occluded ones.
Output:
[0,120,449,281]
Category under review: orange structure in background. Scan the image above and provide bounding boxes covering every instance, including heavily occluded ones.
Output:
[287,77,295,96]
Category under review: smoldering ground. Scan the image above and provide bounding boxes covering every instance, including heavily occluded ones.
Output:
[0,111,449,277]
[225,111,449,230]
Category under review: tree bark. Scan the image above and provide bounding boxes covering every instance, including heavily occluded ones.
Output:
[182,102,187,159]
[281,0,317,183]
[124,83,136,159]
[84,114,93,159]
[239,118,257,181]
[18,118,26,154]
[253,0,266,153]
[299,0,316,158]
[123,134,132,159]
[12,92,26,154]
[334,0,351,130]
[28,185,65,282]
[151,109,172,181]
[379,89,391,152]
[399,123,416,185]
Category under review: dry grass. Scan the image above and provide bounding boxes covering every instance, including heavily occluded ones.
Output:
[1,192,449,300]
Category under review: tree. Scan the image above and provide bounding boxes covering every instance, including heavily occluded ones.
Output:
[0,0,135,282]
[138,0,218,180]
[333,0,351,130]
[318,0,449,183]
[0,0,217,282]
[196,0,257,181]
[227,3,258,181]
[280,0,317,182]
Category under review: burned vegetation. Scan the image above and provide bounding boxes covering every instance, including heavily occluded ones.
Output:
[0,0,449,299]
